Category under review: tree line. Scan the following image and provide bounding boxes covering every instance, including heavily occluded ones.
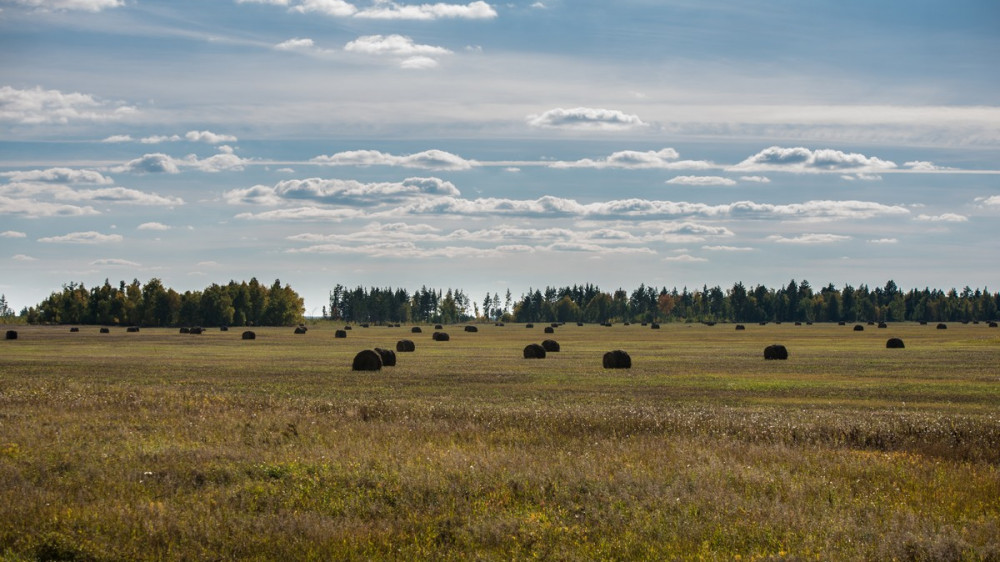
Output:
[20,278,304,327]
[328,280,998,324]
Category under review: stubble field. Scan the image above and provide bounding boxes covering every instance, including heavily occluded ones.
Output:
[1,322,998,560]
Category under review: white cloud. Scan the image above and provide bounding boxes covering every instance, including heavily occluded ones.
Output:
[915,213,968,222]
[7,0,123,12]
[275,37,316,51]
[38,231,123,244]
[0,86,136,125]
[12,254,38,261]
[767,233,851,244]
[976,195,1000,208]
[138,222,172,231]
[186,130,238,143]
[112,153,181,174]
[663,254,707,262]
[527,107,646,131]
[867,238,898,244]
[731,146,898,173]
[291,0,357,16]
[702,245,755,251]
[666,176,737,186]
[102,134,133,143]
[0,167,113,184]
[0,195,99,218]
[400,56,440,69]
[141,134,182,144]
[550,149,714,170]
[903,161,948,171]
[226,176,461,206]
[354,1,497,20]
[739,176,771,183]
[56,187,183,206]
[310,149,474,170]
[111,149,246,174]
[1,230,27,238]
[90,258,140,267]
[345,35,451,67]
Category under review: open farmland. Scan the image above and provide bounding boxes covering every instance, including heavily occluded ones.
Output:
[1,322,998,560]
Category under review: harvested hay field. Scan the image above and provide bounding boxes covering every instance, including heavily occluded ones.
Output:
[0,322,998,560]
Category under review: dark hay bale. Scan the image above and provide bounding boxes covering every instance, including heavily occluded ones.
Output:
[180,327,191,334]
[352,349,382,371]
[432,332,450,342]
[5,330,17,340]
[551,323,559,328]
[603,350,631,369]
[886,338,905,349]
[335,330,348,338]
[735,324,746,330]
[464,326,478,333]
[544,326,555,334]
[394,323,401,328]
[541,339,560,352]
[396,339,415,352]
[220,326,229,331]
[70,327,79,333]
[525,324,534,329]
[435,324,443,330]
[495,322,505,327]
[838,321,846,326]
[624,322,631,326]
[919,321,928,325]
[990,322,998,328]
[764,344,789,360]
[651,323,660,329]
[374,348,397,367]
[344,326,352,330]
[127,326,140,333]
[878,322,888,329]
[794,322,802,326]
[937,323,948,330]
[100,327,110,334]
[853,325,864,332]
[759,322,767,326]
[867,321,875,326]
[577,322,584,327]
[242,331,256,340]
[523,343,546,359]
[411,326,422,333]
[190,327,203,335]
[705,322,716,327]
[361,324,369,328]
[294,326,307,334]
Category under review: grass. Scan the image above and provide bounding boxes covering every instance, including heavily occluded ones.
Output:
[1,322,998,560]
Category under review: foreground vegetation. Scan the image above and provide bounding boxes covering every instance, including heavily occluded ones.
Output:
[1,322,998,560]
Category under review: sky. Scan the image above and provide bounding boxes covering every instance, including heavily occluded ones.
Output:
[1,0,999,316]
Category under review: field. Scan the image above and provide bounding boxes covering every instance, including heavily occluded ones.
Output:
[1,322,998,560]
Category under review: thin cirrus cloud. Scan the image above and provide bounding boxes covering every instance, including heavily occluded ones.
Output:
[915,213,968,222]
[5,0,123,12]
[767,233,852,244]
[0,85,136,125]
[90,258,140,267]
[527,107,647,131]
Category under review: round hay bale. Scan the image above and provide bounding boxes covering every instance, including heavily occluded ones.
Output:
[735,324,746,331]
[878,322,888,329]
[127,326,140,333]
[241,331,256,340]
[759,322,767,326]
[434,324,443,330]
[374,347,397,367]
[523,343,546,359]
[360,324,369,328]
[411,326,422,333]
[886,338,905,349]
[5,330,17,340]
[525,324,534,329]
[763,344,789,360]
[919,321,928,325]
[335,330,348,338]
[603,350,631,369]
[794,322,802,326]
[69,327,79,333]
[190,327,204,335]
[544,326,555,334]
[220,326,229,332]
[838,321,846,326]
[541,339,560,352]
[651,323,660,329]
[989,322,998,328]
[853,325,864,332]
[464,326,478,333]
[294,326,307,334]
[180,327,190,334]
[352,349,382,371]
[344,325,352,330]
[432,331,450,342]
[396,339,415,352]
[550,323,559,328]
[936,323,948,330]
[577,322,584,327]
[100,327,110,334]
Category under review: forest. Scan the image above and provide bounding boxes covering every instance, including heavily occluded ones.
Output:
[327,280,999,325]
[17,278,304,327]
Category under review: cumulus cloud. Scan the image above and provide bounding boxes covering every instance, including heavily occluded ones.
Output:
[354,0,496,19]
[7,0,123,11]
[977,195,1000,208]
[226,176,460,206]
[38,231,123,244]
[0,85,136,125]
[345,34,451,67]
[549,149,713,170]
[0,195,99,218]
[141,134,181,144]
[731,146,897,173]
[767,233,851,244]
[0,167,113,184]
[102,134,133,143]
[110,149,247,174]
[868,238,898,244]
[291,0,357,16]
[666,176,737,186]
[275,37,317,50]
[2,230,28,238]
[311,149,474,170]
[138,222,172,231]
[527,107,646,131]
[185,130,238,143]
[915,213,968,222]
[739,176,771,183]
[112,153,181,174]
[56,187,183,205]
[13,254,38,261]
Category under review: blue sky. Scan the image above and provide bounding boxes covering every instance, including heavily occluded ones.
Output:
[1,0,998,316]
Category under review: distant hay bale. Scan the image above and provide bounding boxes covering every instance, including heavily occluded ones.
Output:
[838,321,846,326]
[335,330,348,339]
[705,322,716,327]
[551,323,559,328]
[495,322,505,327]
[100,327,110,334]
[435,324,443,330]
[523,343,546,359]
[651,323,660,329]
[242,331,256,340]
[220,326,229,332]
[919,321,928,325]
[352,349,382,371]
[990,322,998,328]
[878,322,888,328]
[396,339,416,352]
[794,322,802,326]
[190,327,204,335]
[5,330,17,340]
[577,322,584,327]
[432,331,450,342]
[886,338,905,349]
[464,326,478,333]
[735,324,746,330]
[294,326,307,334]
[411,326,422,333]
[180,327,190,334]
[374,347,397,367]
[127,326,140,333]
[541,339,560,352]
[69,327,79,333]
[525,324,534,329]
[763,344,789,360]
[344,326,352,330]
[853,325,864,332]
[544,326,555,334]
[603,350,631,369]
[759,322,767,326]
[937,323,948,330]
